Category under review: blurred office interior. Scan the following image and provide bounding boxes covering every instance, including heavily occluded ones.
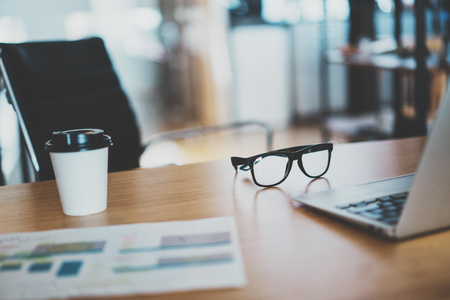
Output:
[0,0,448,185]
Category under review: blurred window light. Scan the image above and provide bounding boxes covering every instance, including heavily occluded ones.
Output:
[402,0,413,5]
[66,6,166,62]
[262,0,301,24]
[285,1,301,24]
[128,7,162,31]
[220,0,242,9]
[0,16,27,43]
[299,0,324,22]
[377,0,392,13]
[121,29,167,62]
[259,0,349,24]
[262,0,285,23]
[0,89,20,182]
[66,11,92,40]
[326,0,350,21]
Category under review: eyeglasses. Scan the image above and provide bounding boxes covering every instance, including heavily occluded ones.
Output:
[231,143,333,187]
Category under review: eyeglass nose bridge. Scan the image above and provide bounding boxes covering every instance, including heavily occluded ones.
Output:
[297,156,309,177]
[282,159,294,182]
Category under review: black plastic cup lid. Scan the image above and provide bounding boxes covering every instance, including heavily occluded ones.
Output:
[45,129,113,153]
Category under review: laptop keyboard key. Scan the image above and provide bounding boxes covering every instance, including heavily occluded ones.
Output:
[394,199,406,204]
[384,206,399,212]
[347,203,379,214]
[383,211,400,218]
[378,201,395,208]
[363,199,377,204]
[367,208,384,215]
[360,212,385,221]
[351,201,367,208]
[377,196,392,202]
[337,204,351,209]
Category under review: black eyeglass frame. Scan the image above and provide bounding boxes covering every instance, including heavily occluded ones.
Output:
[231,143,333,187]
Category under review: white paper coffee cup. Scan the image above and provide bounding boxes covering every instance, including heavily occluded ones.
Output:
[45,129,113,216]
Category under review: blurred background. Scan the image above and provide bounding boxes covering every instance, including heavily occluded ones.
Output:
[0,0,448,185]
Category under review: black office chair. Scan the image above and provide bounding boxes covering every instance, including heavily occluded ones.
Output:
[0,37,273,181]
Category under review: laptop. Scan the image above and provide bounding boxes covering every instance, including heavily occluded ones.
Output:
[293,87,450,240]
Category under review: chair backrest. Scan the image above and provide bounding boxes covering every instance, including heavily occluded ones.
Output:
[0,37,143,181]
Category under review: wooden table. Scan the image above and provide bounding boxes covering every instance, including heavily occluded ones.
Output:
[2,137,450,300]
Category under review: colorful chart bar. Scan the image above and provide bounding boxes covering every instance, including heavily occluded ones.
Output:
[29,262,52,273]
[0,263,22,272]
[120,232,231,254]
[32,241,105,256]
[57,261,83,277]
[113,252,233,273]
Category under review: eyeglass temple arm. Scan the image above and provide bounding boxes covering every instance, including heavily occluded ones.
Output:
[231,156,249,171]
[232,143,333,171]
[306,143,333,152]
[282,143,333,154]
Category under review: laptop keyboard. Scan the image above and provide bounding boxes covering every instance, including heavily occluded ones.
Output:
[336,192,408,225]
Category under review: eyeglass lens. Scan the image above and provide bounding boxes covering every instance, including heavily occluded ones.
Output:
[300,149,330,177]
[253,155,289,186]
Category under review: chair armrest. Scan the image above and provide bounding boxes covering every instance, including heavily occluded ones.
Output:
[143,121,273,152]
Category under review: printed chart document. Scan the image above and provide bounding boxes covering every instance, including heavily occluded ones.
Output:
[0,217,246,299]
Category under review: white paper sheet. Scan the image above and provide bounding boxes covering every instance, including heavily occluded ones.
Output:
[0,217,246,299]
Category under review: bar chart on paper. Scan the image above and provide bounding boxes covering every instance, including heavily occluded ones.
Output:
[0,217,246,300]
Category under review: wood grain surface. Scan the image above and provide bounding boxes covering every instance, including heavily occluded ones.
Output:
[2,137,449,300]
